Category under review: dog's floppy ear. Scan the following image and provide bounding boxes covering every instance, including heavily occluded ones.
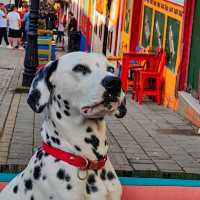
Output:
[27,60,58,113]
[115,92,127,118]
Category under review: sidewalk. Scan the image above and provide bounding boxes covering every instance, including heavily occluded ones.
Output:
[0,48,199,179]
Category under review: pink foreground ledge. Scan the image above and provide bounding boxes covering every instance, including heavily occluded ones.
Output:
[1,183,200,199]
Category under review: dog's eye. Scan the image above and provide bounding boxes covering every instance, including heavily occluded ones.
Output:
[72,64,91,75]
[107,65,115,74]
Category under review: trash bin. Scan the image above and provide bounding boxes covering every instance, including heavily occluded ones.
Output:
[68,31,81,52]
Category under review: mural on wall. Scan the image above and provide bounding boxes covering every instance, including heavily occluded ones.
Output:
[124,0,132,33]
[142,6,153,47]
[152,11,165,49]
[165,17,180,72]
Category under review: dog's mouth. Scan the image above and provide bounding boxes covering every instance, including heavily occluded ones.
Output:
[81,94,120,119]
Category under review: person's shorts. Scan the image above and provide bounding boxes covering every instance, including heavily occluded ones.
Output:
[8,28,21,38]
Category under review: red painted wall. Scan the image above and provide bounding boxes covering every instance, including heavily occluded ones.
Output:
[178,0,195,90]
[130,0,144,51]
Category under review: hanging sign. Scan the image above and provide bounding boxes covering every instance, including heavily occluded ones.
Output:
[96,0,106,15]
[109,0,120,26]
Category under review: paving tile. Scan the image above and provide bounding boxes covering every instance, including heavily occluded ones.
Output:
[132,164,158,171]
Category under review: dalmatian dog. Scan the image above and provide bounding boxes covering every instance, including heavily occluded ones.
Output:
[0,52,127,200]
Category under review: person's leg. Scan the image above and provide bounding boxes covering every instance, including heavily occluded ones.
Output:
[8,29,14,47]
[56,31,62,44]
[0,28,3,45]
[2,28,9,46]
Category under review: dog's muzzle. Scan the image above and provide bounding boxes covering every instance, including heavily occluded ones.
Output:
[80,76,127,119]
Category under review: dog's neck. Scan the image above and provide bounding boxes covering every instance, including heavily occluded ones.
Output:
[40,103,109,161]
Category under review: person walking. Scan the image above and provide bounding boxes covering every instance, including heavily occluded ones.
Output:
[0,4,9,48]
[7,6,21,49]
[67,11,79,52]
[56,10,66,48]
[67,11,77,34]
[23,7,29,42]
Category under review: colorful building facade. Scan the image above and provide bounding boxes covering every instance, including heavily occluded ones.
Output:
[140,0,184,109]
[69,0,199,114]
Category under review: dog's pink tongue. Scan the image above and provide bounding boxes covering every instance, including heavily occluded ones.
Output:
[81,107,92,114]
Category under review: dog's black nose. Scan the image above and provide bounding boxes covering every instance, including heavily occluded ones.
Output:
[101,76,121,95]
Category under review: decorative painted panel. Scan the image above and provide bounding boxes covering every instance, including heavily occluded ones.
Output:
[165,17,180,72]
[123,0,132,33]
[152,11,165,49]
[141,6,153,48]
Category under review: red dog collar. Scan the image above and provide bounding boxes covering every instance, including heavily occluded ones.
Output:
[42,143,107,170]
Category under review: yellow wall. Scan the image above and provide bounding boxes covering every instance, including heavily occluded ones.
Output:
[140,0,184,110]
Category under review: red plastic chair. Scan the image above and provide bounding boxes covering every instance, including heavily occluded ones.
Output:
[121,52,156,92]
[137,50,167,105]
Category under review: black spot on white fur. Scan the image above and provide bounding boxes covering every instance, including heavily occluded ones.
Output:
[74,145,81,151]
[84,135,99,150]
[56,112,62,119]
[86,183,98,194]
[57,100,61,108]
[87,174,96,185]
[57,94,61,100]
[24,179,33,190]
[107,171,115,180]
[51,137,61,145]
[46,133,49,139]
[36,150,43,160]
[66,184,72,190]
[57,169,65,180]
[54,130,59,136]
[33,166,41,180]
[100,169,106,180]
[92,149,104,160]
[65,174,71,182]
[13,185,18,193]
[65,104,70,110]
[105,140,108,146]
[51,120,56,128]
[64,110,70,116]
[86,127,93,133]
[57,169,71,183]
[63,100,69,105]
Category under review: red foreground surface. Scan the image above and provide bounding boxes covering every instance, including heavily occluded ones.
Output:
[1,182,200,199]
[122,186,200,200]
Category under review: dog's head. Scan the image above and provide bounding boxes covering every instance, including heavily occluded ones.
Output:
[27,52,127,119]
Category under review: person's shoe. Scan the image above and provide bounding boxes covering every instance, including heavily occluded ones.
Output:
[14,45,19,49]
[0,45,3,48]
[18,46,24,50]
[7,45,13,49]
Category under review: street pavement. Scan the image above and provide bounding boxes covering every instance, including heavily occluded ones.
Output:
[0,48,199,179]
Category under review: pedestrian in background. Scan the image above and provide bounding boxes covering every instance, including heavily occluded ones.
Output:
[67,11,77,34]
[7,6,22,49]
[0,4,9,48]
[56,10,66,48]
[23,6,29,43]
